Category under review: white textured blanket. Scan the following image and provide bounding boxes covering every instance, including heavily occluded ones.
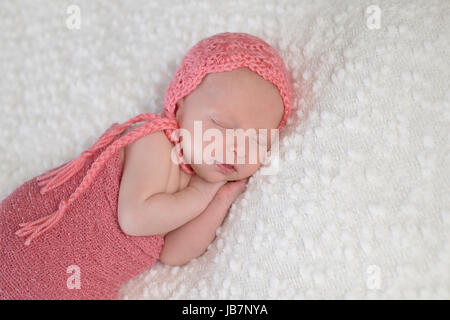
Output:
[0,0,449,299]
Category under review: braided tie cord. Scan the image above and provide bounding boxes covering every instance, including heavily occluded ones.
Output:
[15,113,190,246]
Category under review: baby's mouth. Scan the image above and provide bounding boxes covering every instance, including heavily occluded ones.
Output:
[214,160,237,174]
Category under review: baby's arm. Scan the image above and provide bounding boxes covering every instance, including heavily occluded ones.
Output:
[120,182,222,236]
[118,130,226,237]
[159,178,248,266]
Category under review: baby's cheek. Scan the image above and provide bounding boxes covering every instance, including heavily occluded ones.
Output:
[236,162,260,179]
[178,138,195,164]
[240,143,268,166]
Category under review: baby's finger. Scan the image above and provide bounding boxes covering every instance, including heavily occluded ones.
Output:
[229,178,249,193]
[235,177,249,185]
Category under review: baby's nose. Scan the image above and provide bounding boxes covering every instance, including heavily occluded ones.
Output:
[226,140,246,162]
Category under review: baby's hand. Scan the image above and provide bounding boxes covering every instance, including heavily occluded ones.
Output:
[187,174,227,205]
[214,178,249,205]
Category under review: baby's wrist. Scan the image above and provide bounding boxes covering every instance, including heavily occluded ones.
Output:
[212,191,235,208]
[186,185,215,209]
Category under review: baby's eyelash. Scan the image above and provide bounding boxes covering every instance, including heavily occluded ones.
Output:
[211,116,268,146]
[211,117,227,128]
[211,117,221,126]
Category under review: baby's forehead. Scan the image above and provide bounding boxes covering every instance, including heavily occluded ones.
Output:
[186,68,284,127]
[203,67,264,85]
[201,68,281,101]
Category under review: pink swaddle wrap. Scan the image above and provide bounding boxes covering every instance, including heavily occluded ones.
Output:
[0,132,164,299]
[0,32,294,299]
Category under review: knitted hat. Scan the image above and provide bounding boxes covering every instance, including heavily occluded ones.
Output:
[15,32,294,246]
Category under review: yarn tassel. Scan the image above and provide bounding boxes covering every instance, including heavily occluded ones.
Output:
[15,200,68,246]
[36,123,120,195]
[35,113,160,195]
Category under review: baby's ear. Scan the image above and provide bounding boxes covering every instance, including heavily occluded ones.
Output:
[175,98,185,121]
[175,106,180,123]
[178,96,186,106]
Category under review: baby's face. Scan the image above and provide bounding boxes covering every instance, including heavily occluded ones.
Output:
[175,67,284,182]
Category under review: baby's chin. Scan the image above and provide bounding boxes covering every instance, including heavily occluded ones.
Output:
[190,163,233,183]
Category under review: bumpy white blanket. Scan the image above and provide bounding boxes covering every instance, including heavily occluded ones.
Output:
[0,0,448,299]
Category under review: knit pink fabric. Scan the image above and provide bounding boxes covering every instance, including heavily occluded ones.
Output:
[0,32,294,299]
[0,134,164,299]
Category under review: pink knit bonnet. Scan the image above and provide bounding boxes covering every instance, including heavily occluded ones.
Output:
[15,32,294,246]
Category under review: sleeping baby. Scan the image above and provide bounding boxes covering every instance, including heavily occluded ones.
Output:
[0,32,294,299]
